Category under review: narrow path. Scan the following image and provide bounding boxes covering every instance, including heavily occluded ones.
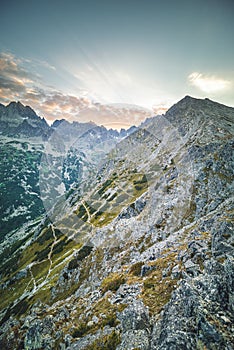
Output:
[28,265,37,291]
[46,224,59,279]
[24,224,59,294]
[81,200,91,223]
[116,182,136,199]
[81,199,96,239]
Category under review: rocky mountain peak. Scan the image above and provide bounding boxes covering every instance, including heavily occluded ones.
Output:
[6,101,43,121]
[168,95,234,115]
[165,95,234,139]
[0,101,50,137]
[7,100,25,109]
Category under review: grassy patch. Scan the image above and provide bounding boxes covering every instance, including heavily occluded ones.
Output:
[142,275,177,315]
[129,262,144,276]
[98,179,113,196]
[31,260,50,282]
[0,298,30,326]
[140,252,180,315]
[0,275,32,312]
[37,226,53,245]
[72,322,90,338]
[70,297,125,340]
[101,273,126,294]
[67,245,93,270]
[82,331,121,350]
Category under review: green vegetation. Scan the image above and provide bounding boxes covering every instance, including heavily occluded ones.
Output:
[101,273,126,294]
[98,179,113,196]
[67,245,93,270]
[31,260,50,282]
[0,298,30,327]
[73,167,151,229]
[72,316,119,339]
[82,331,121,350]
[76,245,93,261]
[68,296,125,341]
[72,322,90,338]
[0,143,44,238]
[0,231,33,266]
[142,274,177,315]
[129,261,144,276]
[35,244,52,262]
[0,252,20,278]
[37,226,54,244]
[0,274,33,312]
[139,252,181,314]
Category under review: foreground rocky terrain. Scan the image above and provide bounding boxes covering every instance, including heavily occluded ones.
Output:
[0,96,233,349]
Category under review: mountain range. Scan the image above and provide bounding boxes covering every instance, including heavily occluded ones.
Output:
[0,102,136,239]
[0,96,233,350]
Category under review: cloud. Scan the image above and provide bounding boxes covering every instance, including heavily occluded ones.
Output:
[32,59,56,71]
[0,52,33,98]
[0,52,152,128]
[0,52,93,121]
[188,72,231,93]
[78,103,153,129]
[152,101,171,115]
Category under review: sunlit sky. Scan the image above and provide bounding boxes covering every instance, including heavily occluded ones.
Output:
[0,0,233,128]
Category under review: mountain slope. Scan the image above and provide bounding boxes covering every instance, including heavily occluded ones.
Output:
[0,102,127,242]
[0,96,233,350]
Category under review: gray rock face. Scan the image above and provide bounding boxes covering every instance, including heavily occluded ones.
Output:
[151,257,234,350]
[117,330,150,350]
[0,101,51,138]
[118,196,146,219]
[24,317,55,350]
[118,300,150,333]
[117,300,150,350]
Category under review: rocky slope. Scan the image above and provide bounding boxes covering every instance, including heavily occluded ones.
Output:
[0,96,233,350]
[0,102,128,241]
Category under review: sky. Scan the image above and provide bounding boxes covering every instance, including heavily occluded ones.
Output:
[0,0,233,128]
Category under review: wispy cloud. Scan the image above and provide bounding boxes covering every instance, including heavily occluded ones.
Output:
[32,59,56,71]
[71,56,162,109]
[74,65,134,105]
[152,101,171,115]
[188,72,231,93]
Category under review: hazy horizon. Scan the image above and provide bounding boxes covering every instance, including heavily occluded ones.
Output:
[1,94,234,131]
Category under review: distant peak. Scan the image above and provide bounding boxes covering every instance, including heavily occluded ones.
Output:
[6,101,39,116]
[51,119,69,128]
[7,101,25,108]
[17,101,24,106]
